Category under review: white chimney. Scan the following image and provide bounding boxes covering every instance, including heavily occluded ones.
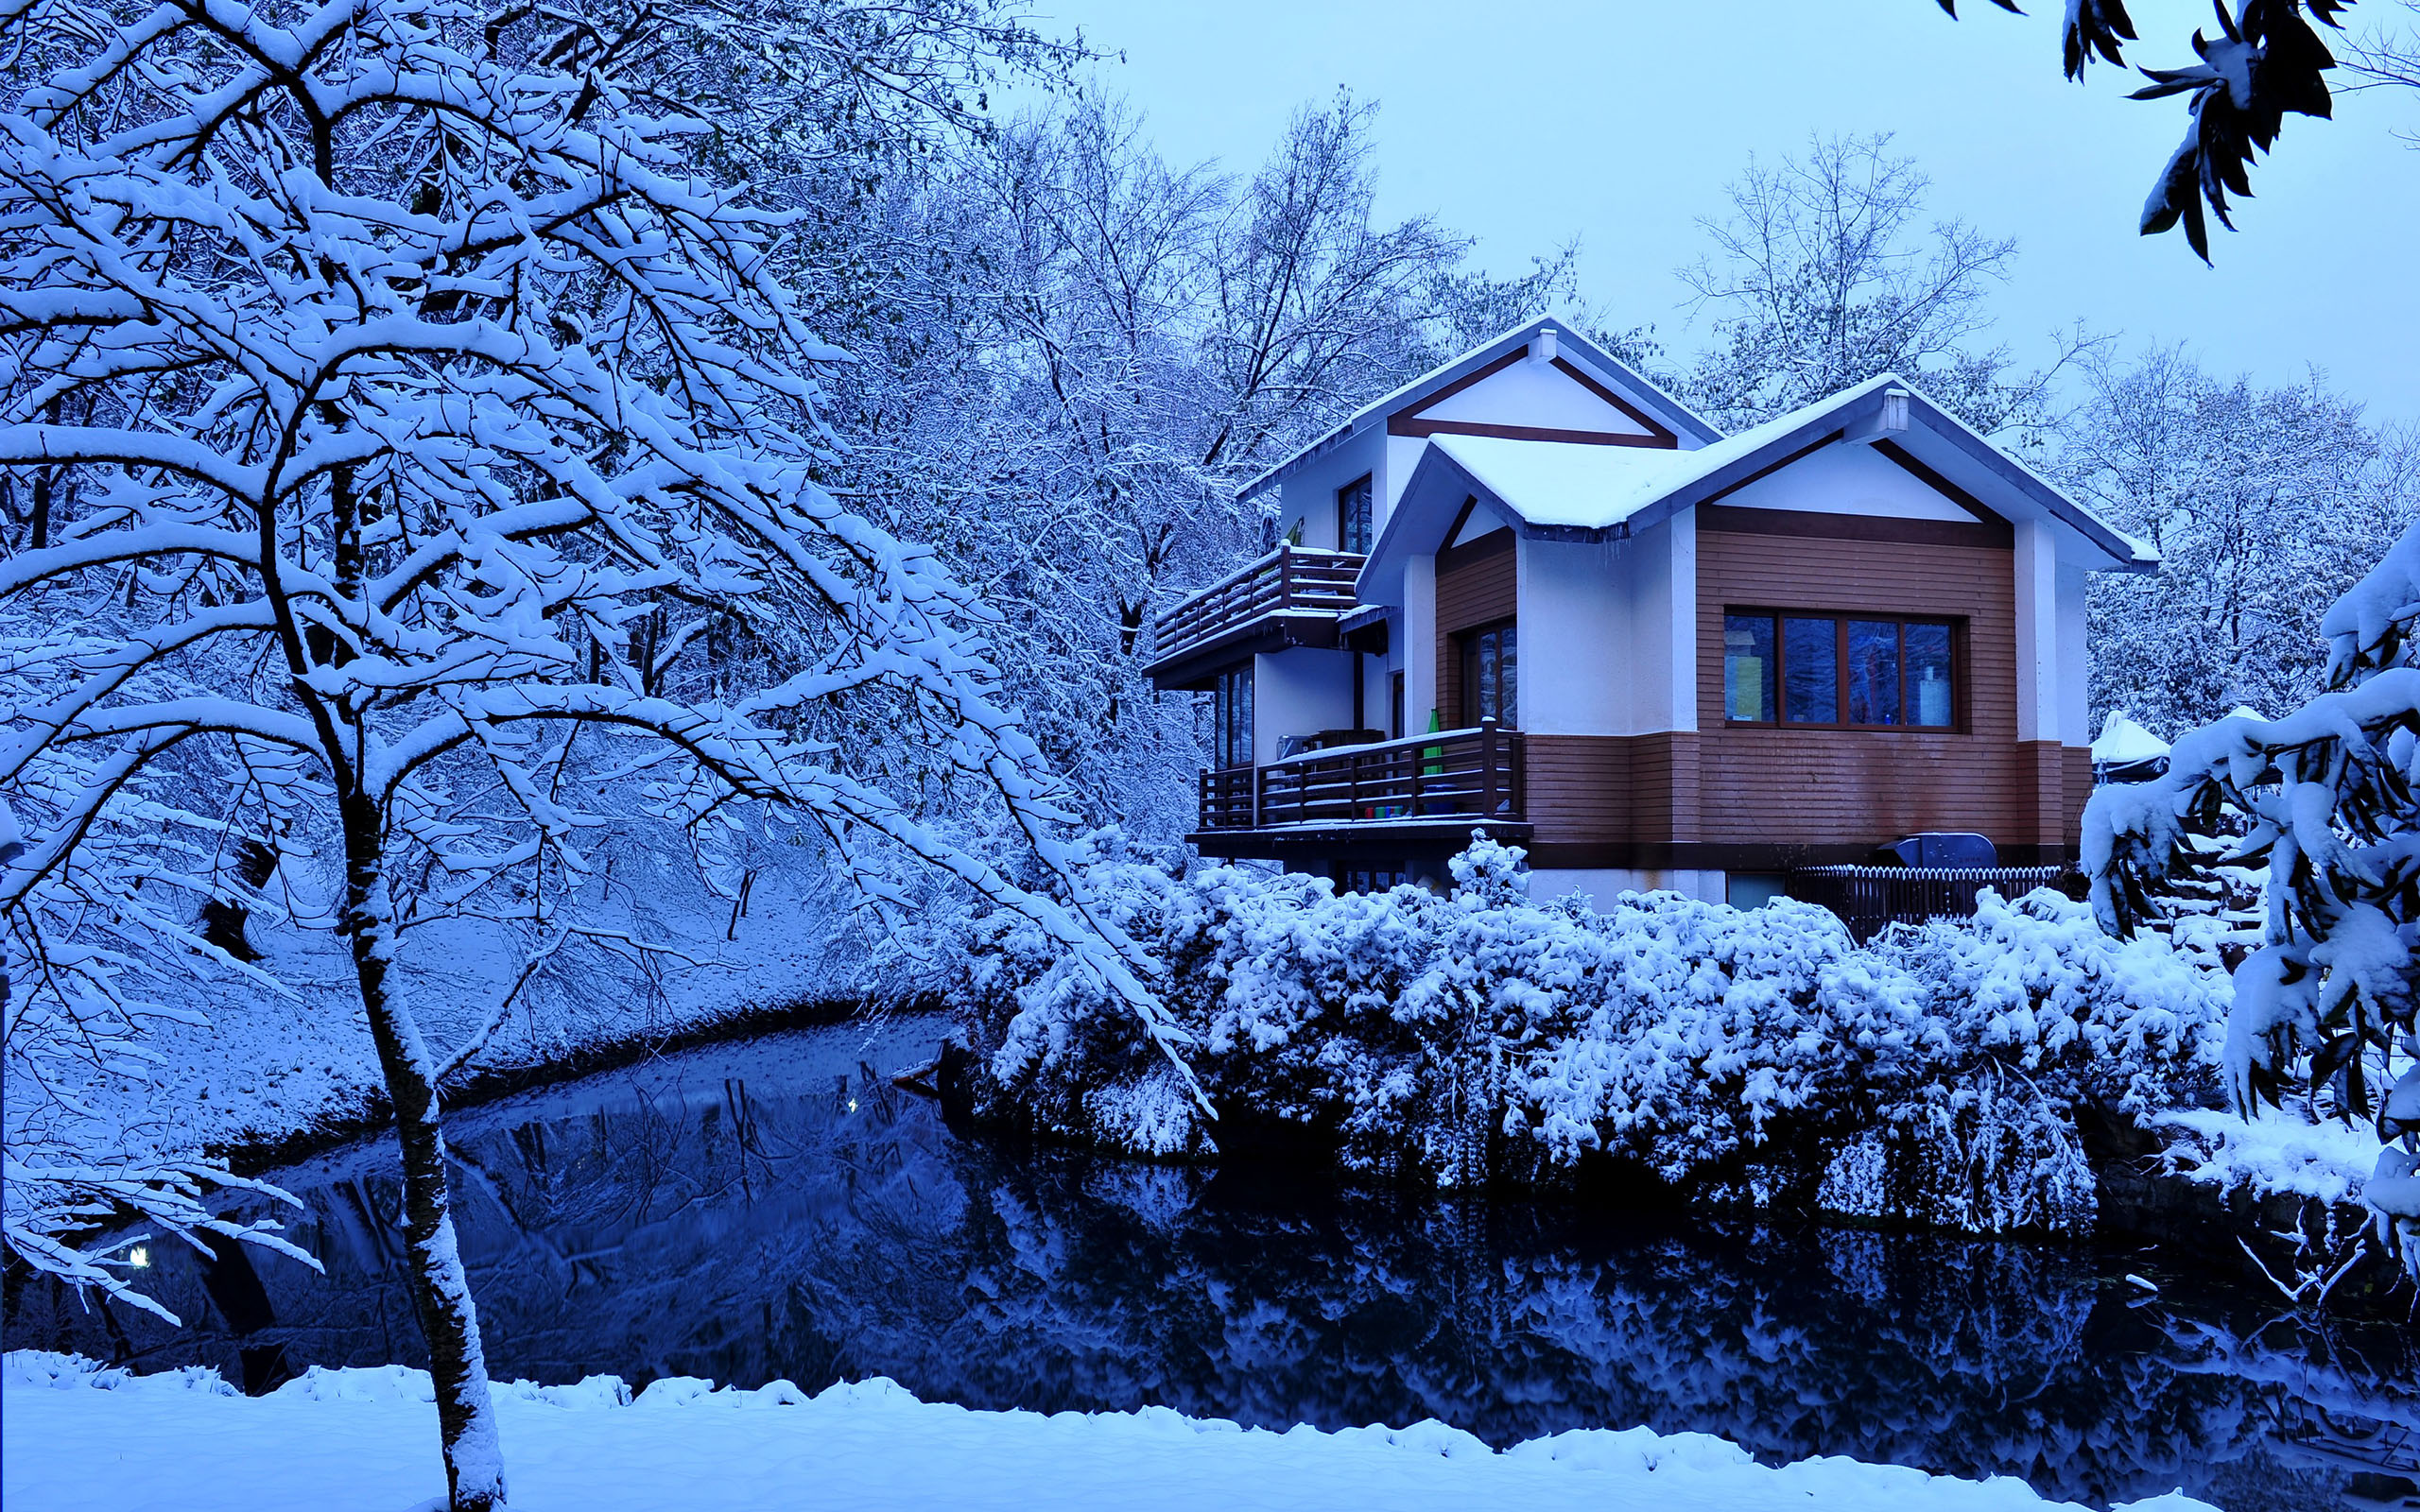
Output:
[1530,327,1558,366]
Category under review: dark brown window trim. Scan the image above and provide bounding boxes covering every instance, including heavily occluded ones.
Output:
[1456,616,1519,730]
[1720,608,1964,733]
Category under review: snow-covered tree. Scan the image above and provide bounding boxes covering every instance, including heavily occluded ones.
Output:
[0,0,1183,1504]
[2058,346,2420,734]
[1659,133,2086,437]
[821,92,1478,836]
[2086,519,2420,1280]
[0,793,320,1322]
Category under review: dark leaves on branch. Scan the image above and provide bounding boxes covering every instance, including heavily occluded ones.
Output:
[1932,0,2138,77]
[1937,1,2354,260]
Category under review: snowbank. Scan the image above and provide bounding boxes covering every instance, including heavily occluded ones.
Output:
[0,1352,2218,1512]
[935,836,2228,1234]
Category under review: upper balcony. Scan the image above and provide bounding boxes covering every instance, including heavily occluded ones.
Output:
[1144,544,1366,690]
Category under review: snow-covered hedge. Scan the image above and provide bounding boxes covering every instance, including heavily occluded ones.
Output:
[938,835,2227,1234]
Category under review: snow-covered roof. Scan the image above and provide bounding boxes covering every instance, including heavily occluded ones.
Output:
[1235,317,1720,500]
[1363,374,2155,601]
[2091,711,2169,765]
[1423,435,1686,531]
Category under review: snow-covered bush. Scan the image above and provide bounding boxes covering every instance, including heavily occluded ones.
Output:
[941,835,2227,1234]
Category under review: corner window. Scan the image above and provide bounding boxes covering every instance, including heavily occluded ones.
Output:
[1724,611,1957,730]
[1213,664,1254,768]
[1722,614,1775,721]
[1338,474,1374,555]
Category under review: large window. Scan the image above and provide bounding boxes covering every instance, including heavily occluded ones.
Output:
[1213,664,1254,769]
[1723,611,1955,729]
[1459,619,1517,728]
[1338,474,1374,555]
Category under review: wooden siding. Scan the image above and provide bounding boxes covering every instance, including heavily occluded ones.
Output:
[1525,735,1629,843]
[1432,531,1515,729]
[1526,734,1704,846]
[2064,745,2094,840]
[1693,524,2082,854]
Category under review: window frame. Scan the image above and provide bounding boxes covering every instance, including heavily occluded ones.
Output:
[1337,473,1374,556]
[1211,662,1255,769]
[1457,616,1518,730]
[1720,609,1962,732]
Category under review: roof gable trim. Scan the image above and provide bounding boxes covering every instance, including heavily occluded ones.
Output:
[1237,318,1717,499]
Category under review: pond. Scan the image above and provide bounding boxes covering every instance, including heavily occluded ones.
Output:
[6,1017,2415,1512]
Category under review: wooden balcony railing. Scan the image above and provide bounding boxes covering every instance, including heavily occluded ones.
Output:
[1197,722,1526,832]
[1150,544,1364,671]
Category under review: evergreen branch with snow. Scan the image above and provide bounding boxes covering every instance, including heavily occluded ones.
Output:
[2085,513,2420,1280]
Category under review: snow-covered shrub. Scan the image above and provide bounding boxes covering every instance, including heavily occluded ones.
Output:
[943,835,2228,1234]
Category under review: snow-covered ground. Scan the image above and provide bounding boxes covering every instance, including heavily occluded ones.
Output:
[2,1353,2216,1512]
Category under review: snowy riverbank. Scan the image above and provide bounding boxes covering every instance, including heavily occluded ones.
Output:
[70,834,884,1169]
[3,1352,2218,1512]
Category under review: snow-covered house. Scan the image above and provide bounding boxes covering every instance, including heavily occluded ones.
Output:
[1145,319,2155,906]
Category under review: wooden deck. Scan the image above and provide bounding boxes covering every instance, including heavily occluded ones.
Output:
[1197,723,1524,832]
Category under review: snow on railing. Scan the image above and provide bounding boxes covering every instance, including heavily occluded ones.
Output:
[1149,544,1363,671]
[1197,722,1523,832]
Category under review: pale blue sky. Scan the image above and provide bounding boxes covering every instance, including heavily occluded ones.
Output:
[1025,0,2420,422]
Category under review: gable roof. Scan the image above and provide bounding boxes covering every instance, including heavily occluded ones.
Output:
[1360,374,2155,600]
[1235,317,1720,501]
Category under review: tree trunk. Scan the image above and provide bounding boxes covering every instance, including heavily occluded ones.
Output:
[340,806,507,1511]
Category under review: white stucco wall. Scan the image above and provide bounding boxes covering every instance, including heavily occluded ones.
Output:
[1517,535,1628,735]
[1275,427,1388,549]
[2013,517,2061,744]
[1403,553,1437,735]
[1530,868,1725,907]
[1416,357,1657,437]
[1511,515,1696,738]
[1717,440,1979,521]
[1384,434,1428,519]
[1355,647,1397,735]
[1253,648,1356,765]
[1667,508,1698,731]
[2057,560,2091,751]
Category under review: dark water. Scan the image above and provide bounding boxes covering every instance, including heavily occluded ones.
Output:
[8,1019,2416,1512]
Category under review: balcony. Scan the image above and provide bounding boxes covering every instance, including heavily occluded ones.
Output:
[1144,544,1366,690]
[1193,723,1528,857]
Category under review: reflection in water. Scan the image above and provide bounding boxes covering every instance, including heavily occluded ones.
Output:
[5,1020,2414,1512]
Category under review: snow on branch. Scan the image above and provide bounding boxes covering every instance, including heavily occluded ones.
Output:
[0,0,1194,1326]
[2086,513,2420,1279]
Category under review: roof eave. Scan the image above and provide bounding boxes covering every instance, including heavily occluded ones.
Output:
[1893,389,2151,573]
